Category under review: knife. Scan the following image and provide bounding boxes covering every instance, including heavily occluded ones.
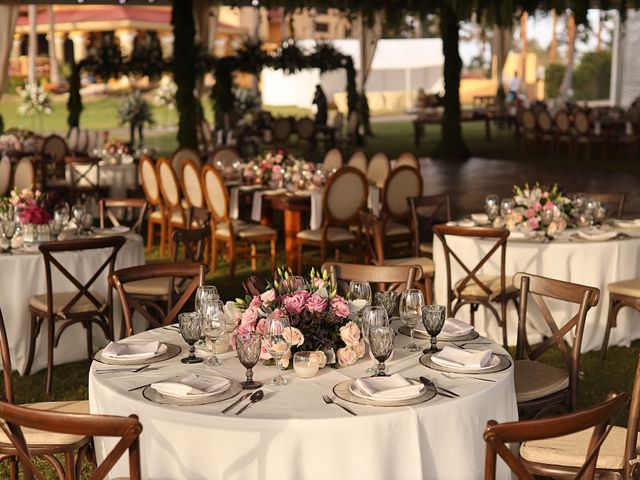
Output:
[419,376,459,398]
[221,392,253,415]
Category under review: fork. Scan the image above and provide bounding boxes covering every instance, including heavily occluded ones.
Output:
[95,364,151,374]
[322,395,357,416]
[441,373,495,383]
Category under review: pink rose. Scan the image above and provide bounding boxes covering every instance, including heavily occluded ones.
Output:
[354,339,365,359]
[259,342,271,360]
[241,307,258,327]
[307,294,327,313]
[260,289,276,304]
[224,301,242,325]
[336,347,358,367]
[312,277,326,289]
[310,351,327,368]
[533,201,542,213]
[282,327,305,347]
[283,291,309,314]
[543,201,554,210]
[331,296,350,318]
[250,295,261,309]
[525,208,535,219]
[255,318,268,336]
[339,322,361,347]
[527,217,539,229]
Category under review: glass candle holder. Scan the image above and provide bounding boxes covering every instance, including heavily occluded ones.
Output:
[293,351,320,379]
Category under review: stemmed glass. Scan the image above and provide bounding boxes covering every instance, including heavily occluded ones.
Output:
[368,326,395,377]
[178,312,204,364]
[72,204,85,236]
[484,194,500,222]
[421,305,446,353]
[53,202,70,226]
[374,291,398,319]
[49,219,64,240]
[500,198,515,219]
[201,300,226,367]
[361,306,389,375]
[264,314,291,387]
[349,280,372,323]
[195,285,219,347]
[399,289,424,352]
[1,220,17,252]
[236,332,263,390]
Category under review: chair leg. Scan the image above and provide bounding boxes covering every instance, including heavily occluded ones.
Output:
[501,300,508,349]
[146,220,153,251]
[424,276,433,305]
[250,243,257,271]
[65,451,77,480]
[270,239,276,274]
[168,224,174,259]
[46,317,54,395]
[228,241,236,281]
[85,320,93,362]
[159,220,167,257]
[211,237,219,272]
[601,296,623,361]
[24,313,40,375]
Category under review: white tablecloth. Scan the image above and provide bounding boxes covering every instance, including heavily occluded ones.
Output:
[433,234,640,351]
[2,233,145,375]
[89,326,517,479]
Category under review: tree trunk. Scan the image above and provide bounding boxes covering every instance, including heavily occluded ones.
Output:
[28,5,37,86]
[558,12,576,104]
[520,12,528,94]
[172,0,198,149]
[436,4,469,160]
[47,6,59,85]
[549,9,558,63]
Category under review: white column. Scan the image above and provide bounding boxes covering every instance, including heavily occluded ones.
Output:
[159,31,173,59]
[27,4,36,85]
[11,33,21,59]
[69,31,86,62]
[609,10,624,106]
[115,29,136,57]
[53,32,65,64]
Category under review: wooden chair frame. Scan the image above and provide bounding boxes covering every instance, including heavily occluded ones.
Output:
[322,261,422,293]
[394,152,420,171]
[180,158,205,210]
[381,165,423,251]
[99,198,147,234]
[514,272,600,415]
[408,194,452,258]
[170,146,201,177]
[27,236,125,394]
[139,156,167,255]
[156,157,186,258]
[210,146,241,168]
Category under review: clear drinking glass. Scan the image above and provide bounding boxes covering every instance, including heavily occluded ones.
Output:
[2,221,17,251]
[499,198,515,218]
[399,289,425,352]
[195,285,219,346]
[361,306,389,375]
[236,332,263,389]
[179,312,203,364]
[49,219,64,240]
[72,204,85,236]
[484,194,500,222]
[421,305,446,353]
[81,212,94,233]
[368,326,395,377]
[53,202,70,225]
[349,280,372,323]
[264,315,291,386]
[374,291,398,319]
[201,300,226,367]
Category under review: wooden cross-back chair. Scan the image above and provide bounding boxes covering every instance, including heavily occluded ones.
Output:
[513,272,600,417]
[99,198,147,234]
[111,262,206,337]
[139,156,167,255]
[322,261,423,294]
[483,392,628,480]
[408,194,452,258]
[433,224,519,348]
[0,400,142,480]
[156,157,187,258]
[27,236,126,394]
[66,156,106,203]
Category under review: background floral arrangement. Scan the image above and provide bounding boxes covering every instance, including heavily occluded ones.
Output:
[3,188,52,225]
[228,267,364,368]
[506,182,572,235]
[16,84,53,117]
[152,79,177,111]
[242,150,323,190]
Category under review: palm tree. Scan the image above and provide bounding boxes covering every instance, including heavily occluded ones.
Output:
[47,6,60,85]
[558,11,576,103]
[27,5,37,86]
[549,9,558,63]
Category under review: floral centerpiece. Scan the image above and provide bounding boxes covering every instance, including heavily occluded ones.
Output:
[227,267,365,369]
[505,182,571,235]
[241,150,323,191]
[2,188,51,225]
[16,84,53,118]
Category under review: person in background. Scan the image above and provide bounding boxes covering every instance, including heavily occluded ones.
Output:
[313,85,328,125]
[508,71,521,100]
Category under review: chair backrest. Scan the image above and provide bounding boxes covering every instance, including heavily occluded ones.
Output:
[366,152,390,188]
[139,156,161,207]
[359,210,386,264]
[99,198,147,233]
[536,110,552,132]
[41,134,68,163]
[569,192,626,219]
[322,148,343,172]
[0,400,143,480]
[623,354,640,479]
[322,166,368,227]
[68,156,100,189]
[483,392,627,480]
[513,272,600,411]
[76,129,90,153]
[574,110,591,135]
[297,118,315,139]
[521,109,536,132]
[395,152,420,170]
[180,159,204,209]
[210,146,241,168]
[171,226,210,263]
[347,151,367,173]
[554,111,571,134]
[67,127,79,152]
[110,262,206,336]
[171,147,201,178]
[382,165,423,220]
[201,164,229,222]
[156,157,183,213]
[408,194,452,256]
[0,155,11,196]
[433,224,510,314]
[272,118,292,142]
[0,309,15,404]
[323,261,422,294]
[13,157,35,190]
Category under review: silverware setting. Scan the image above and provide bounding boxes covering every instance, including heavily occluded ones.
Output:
[235,390,264,415]
[322,394,357,416]
[95,364,151,374]
[221,392,253,415]
[128,382,153,392]
[454,341,492,349]
[441,373,496,383]
[419,376,459,398]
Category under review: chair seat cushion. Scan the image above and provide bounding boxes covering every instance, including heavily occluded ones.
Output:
[453,275,517,300]
[149,210,162,220]
[123,277,173,297]
[29,291,105,315]
[608,279,640,298]
[384,256,435,274]
[297,227,356,243]
[515,359,570,403]
[216,220,276,239]
[520,425,636,470]
[419,242,433,255]
[0,400,89,447]
[385,220,411,237]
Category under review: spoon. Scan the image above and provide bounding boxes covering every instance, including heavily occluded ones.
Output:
[221,392,253,415]
[235,390,264,415]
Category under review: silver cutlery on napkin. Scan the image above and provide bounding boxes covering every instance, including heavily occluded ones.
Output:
[322,395,357,416]
[95,364,151,374]
[235,390,264,415]
[221,392,253,415]
[419,376,459,398]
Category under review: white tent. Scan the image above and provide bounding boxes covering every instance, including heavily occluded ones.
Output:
[261,38,444,112]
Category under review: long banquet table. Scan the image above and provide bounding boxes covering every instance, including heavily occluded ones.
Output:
[1,232,145,375]
[433,230,640,351]
[89,325,518,480]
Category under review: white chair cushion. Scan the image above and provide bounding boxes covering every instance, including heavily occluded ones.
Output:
[384,256,435,274]
[385,220,411,237]
[216,220,276,239]
[149,210,162,220]
[297,227,356,243]
[419,242,433,255]
[29,292,105,315]
[609,279,640,298]
[453,275,517,299]
[515,359,570,403]
[123,277,173,297]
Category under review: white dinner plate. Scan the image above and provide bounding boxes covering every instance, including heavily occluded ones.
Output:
[349,378,424,401]
[95,226,130,235]
[431,352,500,371]
[102,342,168,361]
[152,379,230,401]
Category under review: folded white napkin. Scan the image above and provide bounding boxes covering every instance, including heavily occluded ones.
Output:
[102,341,160,360]
[431,346,492,369]
[309,191,323,230]
[151,374,230,397]
[229,187,240,220]
[471,213,489,224]
[576,229,617,242]
[368,187,381,216]
[354,373,423,400]
[441,318,474,337]
[457,220,475,228]
[615,219,640,229]
[348,299,368,316]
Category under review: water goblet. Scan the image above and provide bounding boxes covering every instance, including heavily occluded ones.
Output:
[178,312,204,364]
[399,289,425,352]
[374,291,398,318]
[81,213,94,234]
[195,285,219,346]
[540,208,554,226]
[264,314,291,386]
[236,332,263,389]
[49,219,64,240]
[421,305,446,353]
[484,194,500,222]
[368,326,395,377]
[2,220,17,251]
[349,280,372,323]
[201,300,226,367]
[361,305,389,375]
[500,198,515,219]
[72,204,85,236]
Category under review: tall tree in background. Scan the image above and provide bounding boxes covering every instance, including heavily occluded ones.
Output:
[47,6,59,85]
[28,5,37,85]
[520,12,528,93]
[549,9,558,63]
[558,11,577,103]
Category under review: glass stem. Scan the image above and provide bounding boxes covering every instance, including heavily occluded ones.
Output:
[189,345,195,358]
[431,335,437,351]
[410,328,415,346]
[246,367,253,383]
[378,361,386,376]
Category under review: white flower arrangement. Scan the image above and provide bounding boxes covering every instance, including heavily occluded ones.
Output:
[152,80,177,110]
[16,83,53,117]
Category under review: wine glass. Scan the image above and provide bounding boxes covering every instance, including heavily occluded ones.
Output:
[399,289,424,352]
[72,204,85,236]
[349,280,372,323]
[500,198,515,219]
[201,300,226,367]
[374,291,398,318]
[368,326,395,377]
[53,202,70,226]
[264,314,291,386]
[484,194,500,222]
[2,220,17,251]
[361,305,389,375]
[178,312,203,364]
[421,305,446,353]
[236,332,263,390]
[195,285,219,346]
[81,213,94,234]
[49,219,64,240]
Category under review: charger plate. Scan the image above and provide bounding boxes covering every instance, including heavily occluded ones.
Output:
[420,351,511,375]
[399,326,480,343]
[333,379,436,407]
[143,379,242,406]
[94,342,181,366]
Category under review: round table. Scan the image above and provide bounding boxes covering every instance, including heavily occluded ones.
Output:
[89,325,517,480]
[433,230,640,351]
[0,233,145,375]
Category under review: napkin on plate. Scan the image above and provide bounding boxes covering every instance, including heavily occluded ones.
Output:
[441,318,474,337]
[576,229,618,242]
[615,219,640,229]
[151,374,230,397]
[471,213,489,224]
[509,230,536,240]
[102,341,161,360]
[431,346,492,369]
[348,299,368,316]
[354,373,423,400]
